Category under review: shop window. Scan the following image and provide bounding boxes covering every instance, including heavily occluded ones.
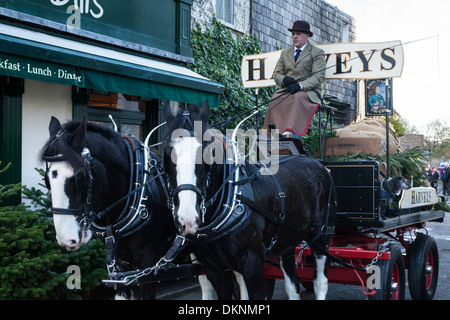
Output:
[216,0,235,25]
[85,91,158,141]
[88,92,146,112]
[341,23,350,43]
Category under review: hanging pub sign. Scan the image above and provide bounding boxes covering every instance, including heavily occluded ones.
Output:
[365,78,393,116]
[241,41,404,88]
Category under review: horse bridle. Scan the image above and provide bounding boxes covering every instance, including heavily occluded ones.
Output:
[44,141,96,231]
[168,170,211,224]
[166,110,214,223]
[44,131,167,236]
[166,121,243,237]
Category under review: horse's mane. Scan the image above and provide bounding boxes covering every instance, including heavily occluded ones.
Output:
[39,120,123,170]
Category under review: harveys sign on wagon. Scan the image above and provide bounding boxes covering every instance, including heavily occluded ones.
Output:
[241,41,404,88]
[398,187,439,209]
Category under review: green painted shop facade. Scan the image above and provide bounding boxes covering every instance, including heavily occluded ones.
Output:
[0,0,224,203]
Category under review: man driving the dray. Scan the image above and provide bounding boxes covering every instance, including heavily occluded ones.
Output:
[264,20,326,137]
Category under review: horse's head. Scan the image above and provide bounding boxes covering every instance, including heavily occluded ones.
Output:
[163,100,214,235]
[40,117,113,250]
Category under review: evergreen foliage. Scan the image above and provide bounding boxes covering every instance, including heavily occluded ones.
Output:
[0,166,107,299]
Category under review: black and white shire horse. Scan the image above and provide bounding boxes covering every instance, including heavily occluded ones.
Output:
[163,101,336,300]
[40,117,176,299]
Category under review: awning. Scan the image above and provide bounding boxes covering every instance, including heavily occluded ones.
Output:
[0,23,224,107]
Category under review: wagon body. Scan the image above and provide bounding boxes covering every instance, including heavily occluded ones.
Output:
[104,158,445,300]
[264,159,445,300]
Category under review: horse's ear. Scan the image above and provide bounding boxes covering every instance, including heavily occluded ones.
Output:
[71,118,87,152]
[49,116,62,137]
[199,100,210,122]
[163,103,175,124]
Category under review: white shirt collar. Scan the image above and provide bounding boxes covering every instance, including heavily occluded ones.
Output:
[295,42,308,52]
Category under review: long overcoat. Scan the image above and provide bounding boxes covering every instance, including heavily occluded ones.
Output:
[264,42,326,135]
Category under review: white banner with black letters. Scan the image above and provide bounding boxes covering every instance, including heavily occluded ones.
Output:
[241,41,404,88]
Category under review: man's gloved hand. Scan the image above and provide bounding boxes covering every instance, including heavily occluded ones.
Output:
[282,76,296,87]
[287,82,302,94]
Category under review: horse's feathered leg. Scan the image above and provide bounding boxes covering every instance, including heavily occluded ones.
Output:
[233,271,249,300]
[279,253,301,299]
[310,241,329,300]
[190,253,217,300]
[198,274,217,300]
[265,278,276,300]
[237,252,266,300]
[202,269,236,299]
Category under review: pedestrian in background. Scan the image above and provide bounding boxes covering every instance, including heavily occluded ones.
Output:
[430,166,439,192]
[425,165,432,186]
[443,163,450,197]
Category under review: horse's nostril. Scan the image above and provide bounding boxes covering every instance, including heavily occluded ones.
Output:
[67,239,79,248]
[184,221,197,234]
[64,239,80,251]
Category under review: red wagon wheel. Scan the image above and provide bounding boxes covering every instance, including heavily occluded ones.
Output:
[408,235,439,300]
[369,244,405,300]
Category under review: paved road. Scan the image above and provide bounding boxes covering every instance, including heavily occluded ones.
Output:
[157,204,449,300]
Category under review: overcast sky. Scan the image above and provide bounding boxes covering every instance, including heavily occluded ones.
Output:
[325,0,450,133]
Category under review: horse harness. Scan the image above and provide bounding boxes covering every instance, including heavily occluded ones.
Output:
[44,130,169,274]
[111,154,339,286]
[45,125,352,287]
[164,129,336,254]
[99,136,169,274]
[163,112,336,260]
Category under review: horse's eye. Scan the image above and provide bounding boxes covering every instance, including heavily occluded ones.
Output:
[52,170,58,179]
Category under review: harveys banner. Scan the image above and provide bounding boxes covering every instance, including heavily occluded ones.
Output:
[241,41,404,88]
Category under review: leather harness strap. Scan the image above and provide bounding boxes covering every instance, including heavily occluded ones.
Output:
[173,184,203,198]
[265,172,285,254]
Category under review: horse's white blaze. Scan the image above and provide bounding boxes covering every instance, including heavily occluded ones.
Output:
[279,259,300,300]
[171,136,202,234]
[49,161,91,250]
[313,255,328,300]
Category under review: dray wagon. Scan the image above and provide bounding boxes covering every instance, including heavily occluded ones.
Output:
[262,102,445,300]
[264,157,445,300]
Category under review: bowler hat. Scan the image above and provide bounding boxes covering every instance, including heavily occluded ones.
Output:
[288,20,313,37]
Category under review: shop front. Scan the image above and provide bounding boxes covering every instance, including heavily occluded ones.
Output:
[0,0,224,203]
